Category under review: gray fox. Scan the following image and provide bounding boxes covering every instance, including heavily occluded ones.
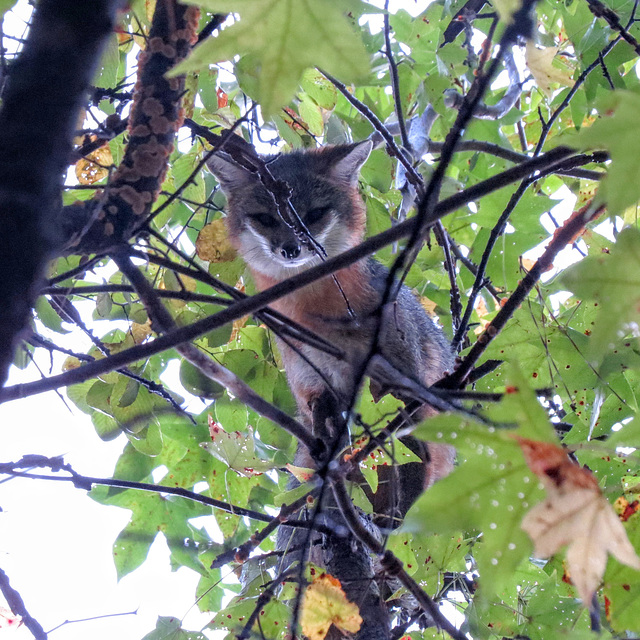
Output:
[207,141,454,522]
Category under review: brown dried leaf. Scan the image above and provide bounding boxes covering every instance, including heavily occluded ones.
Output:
[75,144,112,185]
[516,437,640,602]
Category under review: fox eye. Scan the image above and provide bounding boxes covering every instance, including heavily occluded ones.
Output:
[250,213,278,228]
[306,206,331,225]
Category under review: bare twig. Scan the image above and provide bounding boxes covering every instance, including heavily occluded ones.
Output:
[383,2,410,150]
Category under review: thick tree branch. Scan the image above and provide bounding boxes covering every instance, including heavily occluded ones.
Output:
[0,147,595,404]
[0,0,125,386]
[0,568,47,640]
[61,2,199,254]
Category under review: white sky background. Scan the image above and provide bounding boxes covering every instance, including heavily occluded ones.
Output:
[0,0,600,638]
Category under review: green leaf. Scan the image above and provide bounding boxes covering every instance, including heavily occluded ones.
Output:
[604,514,640,632]
[112,492,207,579]
[201,423,276,475]
[0,1,18,17]
[141,616,207,640]
[565,91,640,214]
[177,0,372,116]
[559,227,640,357]
[406,364,554,598]
[300,68,338,109]
[179,359,225,399]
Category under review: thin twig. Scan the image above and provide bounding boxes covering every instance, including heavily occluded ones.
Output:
[111,249,322,456]
[383,2,410,150]
[586,0,640,55]
[445,203,605,387]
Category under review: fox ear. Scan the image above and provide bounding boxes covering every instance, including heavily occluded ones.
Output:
[206,152,255,192]
[329,140,373,186]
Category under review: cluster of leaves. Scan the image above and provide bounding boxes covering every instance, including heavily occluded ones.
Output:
[4,0,640,638]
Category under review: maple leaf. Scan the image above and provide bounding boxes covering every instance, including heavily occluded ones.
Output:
[176,0,371,116]
[516,437,640,603]
[560,227,640,357]
[301,573,363,640]
[201,416,275,476]
[565,91,640,215]
[525,42,574,98]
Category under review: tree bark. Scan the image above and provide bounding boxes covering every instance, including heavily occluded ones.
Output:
[0,0,125,386]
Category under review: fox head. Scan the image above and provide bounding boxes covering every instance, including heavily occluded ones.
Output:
[207,141,372,280]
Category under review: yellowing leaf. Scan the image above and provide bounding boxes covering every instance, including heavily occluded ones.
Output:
[131,321,152,345]
[176,0,372,116]
[420,296,437,316]
[525,42,573,98]
[62,356,81,371]
[301,573,363,640]
[493,0,524,23]
[516,437,640,603]
[286,463,315,483]
[75,144,113,185]
[195,219,236,263]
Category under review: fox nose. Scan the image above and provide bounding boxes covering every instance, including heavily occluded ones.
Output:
[280,242,301,260]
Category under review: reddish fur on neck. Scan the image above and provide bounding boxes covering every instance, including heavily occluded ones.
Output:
[252,260,375,326]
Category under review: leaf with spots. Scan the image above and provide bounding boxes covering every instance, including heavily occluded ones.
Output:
[202,415,276,476]
[301,573,363,640]
[517,437,640,604]
[604,512,640,632]
[406,363,554,597]
[175,0,372,116]
[560,227,640,358]
[107,491,209,579]
[210,592,290,637]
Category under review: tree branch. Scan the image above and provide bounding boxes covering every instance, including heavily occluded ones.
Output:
[0,147,596,404]
[111,248,322,456]
[0,0,125,386]
[445,203,605,387]
[0,568,47,640]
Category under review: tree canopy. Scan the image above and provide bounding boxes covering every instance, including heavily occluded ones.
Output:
[1,0,640,638]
